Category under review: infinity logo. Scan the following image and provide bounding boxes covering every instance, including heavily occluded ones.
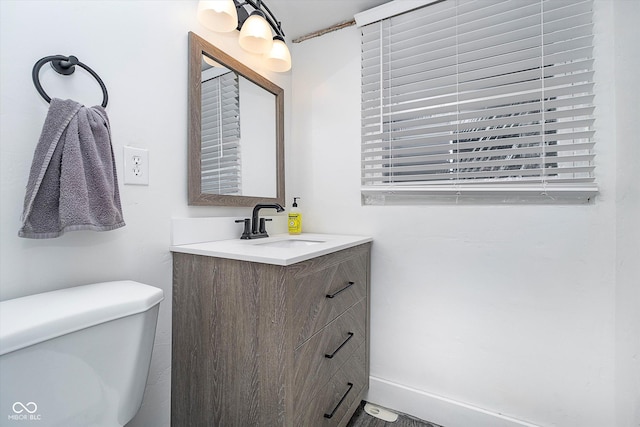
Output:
[12,401,38,414]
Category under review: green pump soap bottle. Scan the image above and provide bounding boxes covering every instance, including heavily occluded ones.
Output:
[288,197,302,235]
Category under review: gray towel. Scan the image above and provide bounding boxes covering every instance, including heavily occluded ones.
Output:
[19,98,125,239]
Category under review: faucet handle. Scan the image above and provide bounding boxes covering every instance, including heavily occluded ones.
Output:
[235,218,251,239]
[258,218,272,235]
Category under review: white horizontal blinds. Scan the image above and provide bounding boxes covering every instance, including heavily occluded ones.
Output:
[201,71,242,195]
[361,0,596,193]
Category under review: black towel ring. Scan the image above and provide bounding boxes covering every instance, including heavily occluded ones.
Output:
[32,55,109,108]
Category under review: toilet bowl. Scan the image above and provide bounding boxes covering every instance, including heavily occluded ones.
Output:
[0,280,164,427]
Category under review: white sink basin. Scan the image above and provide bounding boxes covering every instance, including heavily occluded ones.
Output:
[252,239,325,248]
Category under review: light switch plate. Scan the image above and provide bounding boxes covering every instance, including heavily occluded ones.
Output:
[123,146,149,185]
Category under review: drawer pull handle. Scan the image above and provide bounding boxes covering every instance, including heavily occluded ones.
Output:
[325,332,354,359]
[323,382,354,419]
[326,281,354,299]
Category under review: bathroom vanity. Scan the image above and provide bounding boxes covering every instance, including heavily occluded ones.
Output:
[171,234,372,426]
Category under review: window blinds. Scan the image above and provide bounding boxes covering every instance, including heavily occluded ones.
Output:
[361,0,597,199]
[201,71,241,195]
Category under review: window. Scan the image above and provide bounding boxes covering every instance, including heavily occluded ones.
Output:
[360,0,597,202]
[201,69,241,195]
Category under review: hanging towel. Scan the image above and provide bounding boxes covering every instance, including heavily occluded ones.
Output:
[19,98,125,239]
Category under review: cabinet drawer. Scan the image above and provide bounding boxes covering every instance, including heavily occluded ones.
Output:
[291,251,368,347]
[294,341,367,427]
[293,299,366,408]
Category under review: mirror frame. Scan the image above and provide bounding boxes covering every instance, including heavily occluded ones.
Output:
[188,31,285,207]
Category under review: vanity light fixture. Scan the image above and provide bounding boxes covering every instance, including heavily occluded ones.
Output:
[197,0,238,32]
[238,8,273,54]
[197,0,292,72]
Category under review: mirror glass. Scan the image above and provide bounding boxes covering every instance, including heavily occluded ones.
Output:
[188,32,284,206]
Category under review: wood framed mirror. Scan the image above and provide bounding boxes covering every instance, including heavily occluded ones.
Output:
[188,31,285,207]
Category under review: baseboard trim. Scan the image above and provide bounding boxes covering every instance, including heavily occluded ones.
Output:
[365,376,541,427]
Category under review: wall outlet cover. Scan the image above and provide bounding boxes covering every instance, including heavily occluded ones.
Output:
[123,146,149,185]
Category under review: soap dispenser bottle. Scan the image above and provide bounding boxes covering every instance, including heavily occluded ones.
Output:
[288,197,302,235]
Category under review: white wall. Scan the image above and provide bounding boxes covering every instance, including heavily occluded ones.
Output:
[0,2,291,426]
[613,1,640,426]
[289,1,638,426]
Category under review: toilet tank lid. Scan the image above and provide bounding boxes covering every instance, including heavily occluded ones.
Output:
[0,281,164,356]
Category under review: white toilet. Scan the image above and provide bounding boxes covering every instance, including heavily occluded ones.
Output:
[0,280,164,427]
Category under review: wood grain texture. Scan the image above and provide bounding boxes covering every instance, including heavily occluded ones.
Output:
[294,342,367,427]
[289,247,369,347]
[294,299,366,409]
[172,254,287,426]
[172,243,372,426]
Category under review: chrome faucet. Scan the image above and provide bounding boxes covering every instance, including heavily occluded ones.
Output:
[238,203,284,239]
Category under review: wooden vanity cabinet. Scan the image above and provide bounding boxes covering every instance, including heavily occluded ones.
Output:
[171,242,371,427]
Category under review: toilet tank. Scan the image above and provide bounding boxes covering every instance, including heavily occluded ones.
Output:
[0,281,164,427]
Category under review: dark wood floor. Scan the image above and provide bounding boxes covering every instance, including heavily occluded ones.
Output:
[347,401,443,427]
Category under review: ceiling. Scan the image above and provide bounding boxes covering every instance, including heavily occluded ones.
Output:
[265,0,393,41]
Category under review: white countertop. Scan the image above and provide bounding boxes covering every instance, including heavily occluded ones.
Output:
[170,233,372,266]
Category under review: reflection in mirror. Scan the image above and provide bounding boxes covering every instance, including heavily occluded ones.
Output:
[200,55,277,197]
[188,32,284,207]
